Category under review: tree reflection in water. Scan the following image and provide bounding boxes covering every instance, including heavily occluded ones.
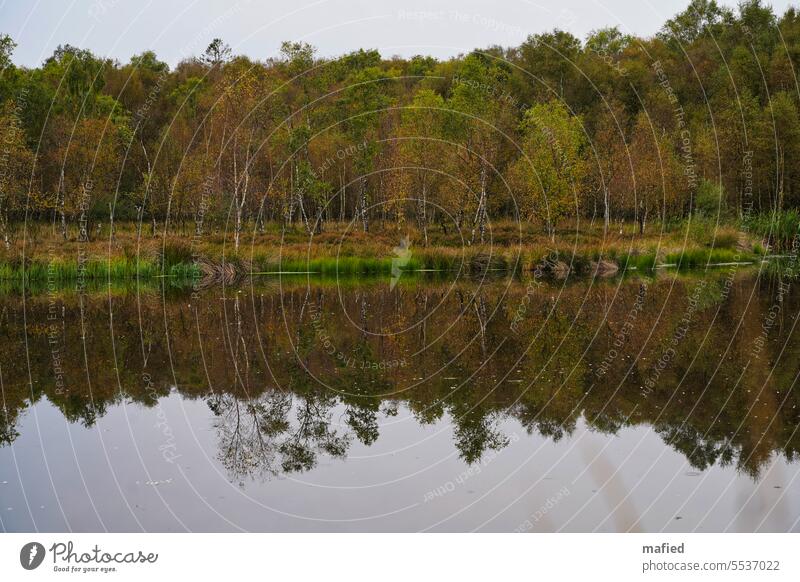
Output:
[2,269,800,482]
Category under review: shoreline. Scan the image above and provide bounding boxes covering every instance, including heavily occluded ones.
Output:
[0,219,770,284]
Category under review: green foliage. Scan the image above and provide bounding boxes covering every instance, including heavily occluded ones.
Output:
[511,100,588,235]
[621,252,658,271]
[160,240,194,267]
[745,210,800,251]
[664,248,750,269]
[694,179,726,217]
[2,0,800,253]
[252,255,422,275]
[659,0,733,45]
[0,258,161,282]
[0,33,16,70]
[585,27,633,56]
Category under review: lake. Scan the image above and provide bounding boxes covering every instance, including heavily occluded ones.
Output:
[1,266,800,532]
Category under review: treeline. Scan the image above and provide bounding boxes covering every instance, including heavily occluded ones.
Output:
[1,0,800,247]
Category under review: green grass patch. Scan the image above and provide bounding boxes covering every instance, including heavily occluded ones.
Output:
[251,255,423,275]
[0,257,191,282]
[619,252,658,271]
[745,210,800,252]
[664,248,751,269]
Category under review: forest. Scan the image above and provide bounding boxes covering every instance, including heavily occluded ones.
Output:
[1,0,800,258]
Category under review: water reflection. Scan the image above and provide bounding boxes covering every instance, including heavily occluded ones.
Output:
[2,268,799,491]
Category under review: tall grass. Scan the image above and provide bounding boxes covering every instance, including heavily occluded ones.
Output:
[664,248,748,269]
[619,252,658,271]
[746,210,800,252]
[0,257,189,282]
[160,240,195,267]
[0,237,204,283]
[252,255,423,275]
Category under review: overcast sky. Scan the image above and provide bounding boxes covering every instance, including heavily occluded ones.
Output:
[1,0,797,67]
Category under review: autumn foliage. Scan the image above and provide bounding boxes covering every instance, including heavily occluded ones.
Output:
[1,0,799,247]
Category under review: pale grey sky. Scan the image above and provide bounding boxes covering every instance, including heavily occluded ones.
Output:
[1,0,797,67]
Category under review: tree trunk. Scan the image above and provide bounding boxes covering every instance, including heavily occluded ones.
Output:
[287,164,296,227]
[360,177,369,232]
[108,202,115,241]
[777,147,785,212]
[339,169,345,223]
[419,178,428,247]
[234,206,242,251]
[638,201,647,235]
[0,211,10,250]
[59,169,67,240]
[137,205,144,239]
[470,165,488,245]
[478,164,488,244]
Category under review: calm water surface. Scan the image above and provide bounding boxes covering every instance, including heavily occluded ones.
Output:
[1,269,800,532]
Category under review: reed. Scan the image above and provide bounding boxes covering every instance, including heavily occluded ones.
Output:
[0,257,190,281]
[664,248,749,269]
[252,255,424,275]
[622,252,658,271]
[745,210,800,251]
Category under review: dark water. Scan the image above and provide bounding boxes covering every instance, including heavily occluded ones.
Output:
[1,268,800,532]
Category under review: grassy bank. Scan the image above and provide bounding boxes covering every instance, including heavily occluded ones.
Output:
[0,256,201,283]
[0,216,771,283]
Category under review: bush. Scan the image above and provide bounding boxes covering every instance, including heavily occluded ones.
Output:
[694,179,726,218]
